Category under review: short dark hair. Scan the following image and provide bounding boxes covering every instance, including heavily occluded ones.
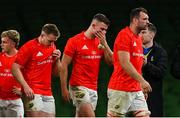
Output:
[93,13,110,26]
[1,30,20,48]
[148,23,157,33]
[42,24,60,38]
[130,7,148,22]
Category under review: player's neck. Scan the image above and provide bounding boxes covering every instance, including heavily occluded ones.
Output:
[84,29,95,39]
[129,24,139,35]
[5,48,17,57]
[38,36,51,46]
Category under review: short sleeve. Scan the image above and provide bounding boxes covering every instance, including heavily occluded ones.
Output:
[64,38,76,57]
[115,31,131,52]
[15,41,33,66]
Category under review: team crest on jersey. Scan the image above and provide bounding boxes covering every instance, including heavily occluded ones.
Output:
[81,45,88,50]
[36,51,43,56]
[0,61,2,66]
[133,41,137,47]
[92,51,97,54]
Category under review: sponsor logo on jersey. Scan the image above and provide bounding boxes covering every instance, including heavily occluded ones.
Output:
[92,51,97,54]
[132,52,144,57]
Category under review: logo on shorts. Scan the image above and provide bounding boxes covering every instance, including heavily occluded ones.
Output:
[75,91,85,98]
[29,103,34,109]
[114,105,120,109]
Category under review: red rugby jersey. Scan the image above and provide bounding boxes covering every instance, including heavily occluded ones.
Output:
[108,27,144,92]
[64,32,104,90]
[15,39,56,96]
[0,52,21,100]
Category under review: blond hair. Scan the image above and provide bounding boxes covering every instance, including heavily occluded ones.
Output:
[1,30,20,48]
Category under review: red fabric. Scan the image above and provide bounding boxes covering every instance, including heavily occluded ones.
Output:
[0,53,21,100]
[64,32,104,90]
[15,39,56,95]
[108,27,143,92]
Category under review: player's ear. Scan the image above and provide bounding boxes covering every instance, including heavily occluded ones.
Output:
[41,31,46,37]
[40,34,45,38]
[92,23,96,28]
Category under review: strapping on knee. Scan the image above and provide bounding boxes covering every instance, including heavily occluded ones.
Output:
[107,110,125,117]
[133,110,151,117]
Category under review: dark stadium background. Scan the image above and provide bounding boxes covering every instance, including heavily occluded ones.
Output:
[0,0,180,116]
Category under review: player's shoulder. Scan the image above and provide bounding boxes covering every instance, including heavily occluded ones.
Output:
[22,38,38,47]
[70,32,83,40]
[67,32,84,45]
[117,27,129,37]
[115,27,130,40]
[19,38,38,51]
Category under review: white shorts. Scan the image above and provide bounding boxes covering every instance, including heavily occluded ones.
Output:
[69,86,98,111]
[23,94,55,114]
[0,98,24,117]
[107,89,150,117]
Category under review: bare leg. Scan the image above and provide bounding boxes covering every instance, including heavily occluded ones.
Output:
[25,111,55,117]
[76,103,95,117]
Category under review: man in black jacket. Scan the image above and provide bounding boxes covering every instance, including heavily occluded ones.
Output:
[140,23,168,117]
